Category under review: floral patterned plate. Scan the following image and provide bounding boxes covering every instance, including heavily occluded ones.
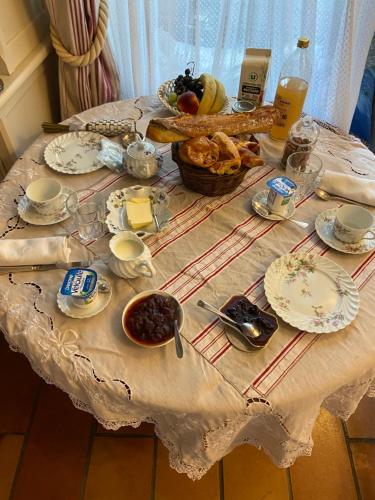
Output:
[315,208,375,254]
[44,131,104,174]
[264,253,359,333]
[105,185,171,236]
[17,188,72,225]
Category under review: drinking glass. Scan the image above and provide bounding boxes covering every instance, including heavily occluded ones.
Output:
[286,152,323,202]
[66,189,106,241]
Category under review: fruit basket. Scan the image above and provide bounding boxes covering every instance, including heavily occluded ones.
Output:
[157,80,230,116]
[171,143,248,196]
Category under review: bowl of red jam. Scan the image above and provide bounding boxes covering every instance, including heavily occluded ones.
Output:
[122,290,184,348]
[220,294,279,350]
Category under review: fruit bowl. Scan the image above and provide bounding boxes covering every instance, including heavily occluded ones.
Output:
[157,80,230,116]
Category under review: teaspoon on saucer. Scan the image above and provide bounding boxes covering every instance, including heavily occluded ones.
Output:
[253,201,309,229]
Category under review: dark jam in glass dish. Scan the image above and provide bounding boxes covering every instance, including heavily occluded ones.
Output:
[221,295,278,347]
[125,294,179,345]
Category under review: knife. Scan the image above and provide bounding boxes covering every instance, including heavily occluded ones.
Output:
[0,260,98,274]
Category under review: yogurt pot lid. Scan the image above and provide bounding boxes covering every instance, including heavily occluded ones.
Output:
[267,176,297,197]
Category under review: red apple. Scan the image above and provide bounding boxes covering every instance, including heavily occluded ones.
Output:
[177,91,200,114]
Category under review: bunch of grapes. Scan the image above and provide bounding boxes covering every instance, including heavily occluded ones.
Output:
[174,68,204,100]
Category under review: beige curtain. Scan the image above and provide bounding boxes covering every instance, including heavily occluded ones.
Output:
[45,0,120,119]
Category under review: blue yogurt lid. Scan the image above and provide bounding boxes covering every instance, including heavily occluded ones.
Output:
[266,176,296,197]
[60,268,97,297]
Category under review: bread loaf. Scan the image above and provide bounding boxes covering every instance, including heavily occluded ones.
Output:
[146,106,278,143]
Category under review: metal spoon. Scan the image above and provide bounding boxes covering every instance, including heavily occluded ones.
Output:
[253,201,309,229]
[174,319,183,359]
[151,202,160,232]
[314,188,364,206]
[197,299,260,340]
[98,280,111,293]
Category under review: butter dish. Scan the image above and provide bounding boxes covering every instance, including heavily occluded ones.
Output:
[106,185,171,237]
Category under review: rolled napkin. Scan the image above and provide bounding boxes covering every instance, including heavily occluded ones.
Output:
[0,237,71,266]
[319,170,375,206]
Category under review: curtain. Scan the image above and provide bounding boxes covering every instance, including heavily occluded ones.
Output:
[107,0,375,131]
[45,0,120,119]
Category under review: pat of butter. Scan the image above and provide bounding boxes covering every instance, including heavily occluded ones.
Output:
[126,197,153,229]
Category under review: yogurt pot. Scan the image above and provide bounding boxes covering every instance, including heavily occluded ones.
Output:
[60,268,98,308]
[266,176,296,215]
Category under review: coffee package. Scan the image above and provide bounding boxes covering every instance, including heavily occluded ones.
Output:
[238,48,271,106]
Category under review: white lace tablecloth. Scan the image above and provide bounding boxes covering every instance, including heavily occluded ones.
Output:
[0,96,374,480]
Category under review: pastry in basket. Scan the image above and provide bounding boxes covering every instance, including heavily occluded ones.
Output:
[231,135,261,155]
[210,132,241,174]
[146,105,278,143]
[178,133,263,175]
[230,136,264,168]
[179,136,219,167]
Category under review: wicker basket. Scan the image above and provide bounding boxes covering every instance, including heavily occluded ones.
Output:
[171,143,248,196]
[157,80,230,116]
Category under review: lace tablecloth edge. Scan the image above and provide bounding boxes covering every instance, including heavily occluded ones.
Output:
[1,326,374,480]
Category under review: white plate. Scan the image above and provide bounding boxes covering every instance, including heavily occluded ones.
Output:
[44,131,104,174]
[57,279,112,319]
[252,189,295,220]
[264,253,359,333]
[106,185,171,236]
[316,208,375,254]
[17,188,72,225]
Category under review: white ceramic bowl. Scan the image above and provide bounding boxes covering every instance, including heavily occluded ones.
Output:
[122,290,184,348]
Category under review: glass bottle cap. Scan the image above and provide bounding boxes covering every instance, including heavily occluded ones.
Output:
[127,140,156,160]
[232,100,256,113]
[297,37,309,48]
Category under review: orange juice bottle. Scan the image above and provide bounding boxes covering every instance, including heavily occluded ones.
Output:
[271,37,312,141]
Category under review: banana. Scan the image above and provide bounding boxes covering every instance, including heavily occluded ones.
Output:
[197,74,217,114]
[209,79,226,113]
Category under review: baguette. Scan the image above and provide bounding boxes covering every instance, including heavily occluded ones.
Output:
[146,105,278,143]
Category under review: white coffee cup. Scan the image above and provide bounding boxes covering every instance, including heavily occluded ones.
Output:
[26,178,66,215]
[333,205,375,243]
[108,231,156,279]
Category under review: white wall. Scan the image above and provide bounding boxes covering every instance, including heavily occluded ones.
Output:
[0,0,49,75]
[0,0,59,178]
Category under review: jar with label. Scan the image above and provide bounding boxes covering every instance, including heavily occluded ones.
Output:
[280,115,319,168]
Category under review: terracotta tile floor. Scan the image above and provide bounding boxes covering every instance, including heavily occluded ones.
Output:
[1,335,374,500]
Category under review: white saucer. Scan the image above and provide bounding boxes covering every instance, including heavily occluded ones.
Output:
[315,208,375,254]
[252,189,295,221]
[57,279,112,319]
[18,188,73,225]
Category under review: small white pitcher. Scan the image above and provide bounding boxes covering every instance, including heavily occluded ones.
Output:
[108,231,156,279]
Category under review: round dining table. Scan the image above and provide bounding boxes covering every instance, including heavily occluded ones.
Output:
[0,96,374,480]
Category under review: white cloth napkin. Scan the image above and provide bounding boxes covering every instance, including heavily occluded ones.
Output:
[0,237,71,266]
[319,170,375,206]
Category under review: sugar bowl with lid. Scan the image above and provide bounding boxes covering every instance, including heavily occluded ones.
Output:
[125,138,162,179]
